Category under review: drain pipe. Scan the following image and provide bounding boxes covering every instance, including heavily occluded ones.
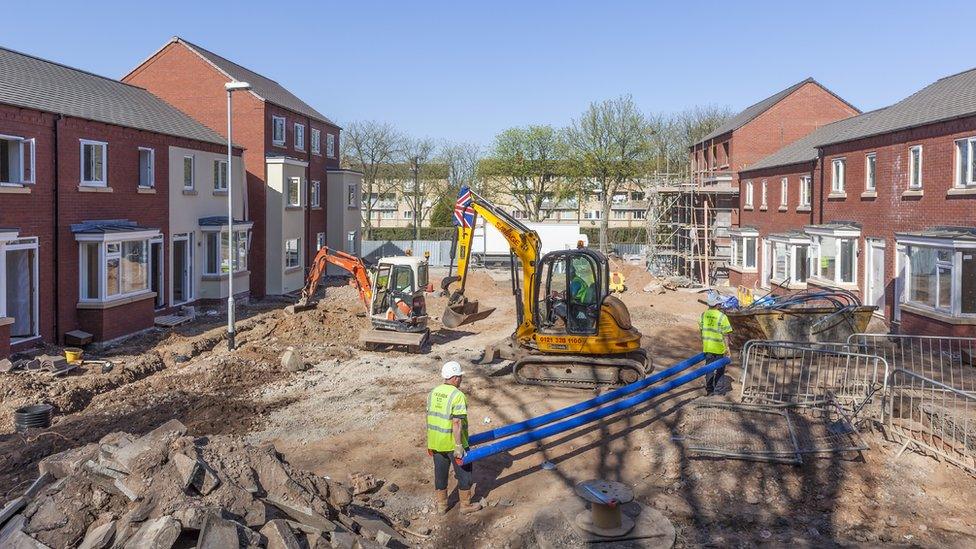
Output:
[53,115,63,342]
[470,352,706,445]
[462,357,730,465]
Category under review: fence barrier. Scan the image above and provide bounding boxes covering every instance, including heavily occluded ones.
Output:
[847,333,976,393]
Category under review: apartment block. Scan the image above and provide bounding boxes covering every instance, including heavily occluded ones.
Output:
[0,47,245,358]
[124,37,358,296]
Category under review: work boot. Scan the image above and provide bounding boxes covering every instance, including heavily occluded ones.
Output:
[435,489,449,514]
[459,488,483,514]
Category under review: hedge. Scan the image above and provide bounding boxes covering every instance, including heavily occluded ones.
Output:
[581,227,648,244]
[367,227,457,241]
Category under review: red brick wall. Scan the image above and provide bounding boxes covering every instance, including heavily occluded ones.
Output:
[76,297,155,341]
[819,116,976,335]
[0,323,10,359]
[0,105,58,352]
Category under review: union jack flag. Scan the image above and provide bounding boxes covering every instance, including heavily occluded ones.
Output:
[453,186,475,227]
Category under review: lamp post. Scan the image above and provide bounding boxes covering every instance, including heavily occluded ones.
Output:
[224,81,251,350]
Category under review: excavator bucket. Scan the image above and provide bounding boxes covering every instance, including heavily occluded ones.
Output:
[442,300,496,329]
[284,297,317,315]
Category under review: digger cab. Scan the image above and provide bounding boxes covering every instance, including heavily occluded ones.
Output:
[370,256,429,333]
[535,248,609,335]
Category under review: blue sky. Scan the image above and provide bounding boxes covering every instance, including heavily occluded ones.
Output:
[4,1,975,146]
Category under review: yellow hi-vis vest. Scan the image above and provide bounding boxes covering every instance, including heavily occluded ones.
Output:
[700,309,732,354]
[426,383,469,452]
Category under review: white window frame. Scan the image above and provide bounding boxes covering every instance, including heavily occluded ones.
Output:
[346,183,357,208]
[831,158,846,193]
[310,180,321,207]
[799,176,811,207]
[137,147,154,188]
[806,230,859,286]
[80,139,108,187]
[287,177,302,207]
[213,159,228,191]
[403,210,414,220]
[744,180,754,208]
[326,133,336,158]
[316,232,326,251]
[0,237,41,339]
[760,179,768,209]
[294,123,305,151]
[898,238,976,318]
[203,228,249,275]
[0,134,36,186]
[311,128,321,155]
[865,153,877,191]
[346,230,357,253]
[633,210,647,220]
[779,177,788,208]
[769,236,811,286]
[77,233,157,303]
[183,155,195,190]
[954,137,976,188]
[272,116,286,146]
[909,145,923,189]
[284,238,301,269]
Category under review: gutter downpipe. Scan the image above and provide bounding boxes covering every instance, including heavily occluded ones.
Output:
[53,115,63,343]
[463,357,730,465]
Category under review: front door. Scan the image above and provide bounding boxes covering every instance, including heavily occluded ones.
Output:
[172,235,191,305]
[867,239,885,316]
[151,241,164,309]
[760,239,770,288]
[5,244,38,339]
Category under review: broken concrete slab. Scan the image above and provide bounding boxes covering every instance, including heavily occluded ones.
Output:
[195,460,221,495]
[111,419,187,473]
[374,530,392,547]
[348,472,378,496]
[170,452,202,491]
[122,516,181,549]
[3,529,52,549]
[330,529,357,549]
[40,444,99,479]
[265,495,337,532]
[281,347,308,372]
[0,497,26,530]
[197,514,260,549]
[260,519,302,549]
[0,358,14,372]
[78,521,115,549]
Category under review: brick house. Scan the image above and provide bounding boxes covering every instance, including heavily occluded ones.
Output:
[124,37,350,297]
[0,47,244,358]
[811,68,976,336]
[678,78,859,282]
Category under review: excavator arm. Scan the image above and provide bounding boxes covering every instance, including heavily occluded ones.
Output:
[292,247,373,313]
[442,187,541,336]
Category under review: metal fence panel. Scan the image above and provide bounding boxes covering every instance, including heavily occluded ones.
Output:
[847,333,976,393]
[361,240,454,266]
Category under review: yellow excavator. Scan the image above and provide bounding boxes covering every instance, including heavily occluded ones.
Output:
[441,187,650,388]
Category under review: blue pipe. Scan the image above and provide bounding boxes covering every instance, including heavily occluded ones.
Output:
[469,352,706,445]
[462,357,729,465]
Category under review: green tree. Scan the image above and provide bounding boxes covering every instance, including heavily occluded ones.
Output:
[481,125,571,221]
[428,191,456,227]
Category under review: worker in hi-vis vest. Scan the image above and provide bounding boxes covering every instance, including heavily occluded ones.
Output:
[700,294,733,395]
[426,361,483,515]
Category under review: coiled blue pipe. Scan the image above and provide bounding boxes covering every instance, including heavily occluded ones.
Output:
[462,357,729,465]
[469,352,706,445]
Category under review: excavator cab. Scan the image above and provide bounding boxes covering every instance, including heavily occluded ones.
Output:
[369,256,429,334]
[536,249,606,335]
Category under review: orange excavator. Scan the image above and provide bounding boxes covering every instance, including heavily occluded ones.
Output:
[286,247,431,352]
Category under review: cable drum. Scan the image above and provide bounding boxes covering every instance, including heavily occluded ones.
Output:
[14,404,54,432]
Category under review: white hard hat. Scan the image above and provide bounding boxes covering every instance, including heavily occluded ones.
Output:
[441,361,464,379]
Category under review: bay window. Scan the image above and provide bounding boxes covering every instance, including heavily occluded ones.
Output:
[80,139,107,187]
[78,233,156,302]
[729,231,757,271]
[807,227,859,286]
[769,234,810,285]
[954,137,975,188]
[900,236,976,318]
[204,230,248,275]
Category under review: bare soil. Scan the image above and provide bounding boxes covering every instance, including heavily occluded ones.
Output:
[2,264,975,547]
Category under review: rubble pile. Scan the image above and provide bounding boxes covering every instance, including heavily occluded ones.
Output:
[0,419,407,548]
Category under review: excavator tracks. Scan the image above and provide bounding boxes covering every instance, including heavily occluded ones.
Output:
[512,349,650,389]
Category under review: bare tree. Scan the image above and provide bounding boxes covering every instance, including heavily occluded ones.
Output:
[397,137,443,240]
[565,95,652,252]
[341,121,402,239]
[481,125,570,222]
[441,141,483,192]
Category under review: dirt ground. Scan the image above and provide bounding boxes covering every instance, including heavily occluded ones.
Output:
[2,263,975,547]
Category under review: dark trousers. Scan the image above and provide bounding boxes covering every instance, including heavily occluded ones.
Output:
[704,352,726,394]
[432,450,473,490]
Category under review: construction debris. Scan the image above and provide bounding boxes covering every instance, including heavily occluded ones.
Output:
[0,419,403,548]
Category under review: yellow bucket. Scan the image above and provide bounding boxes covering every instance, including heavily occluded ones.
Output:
[64,347,84,363]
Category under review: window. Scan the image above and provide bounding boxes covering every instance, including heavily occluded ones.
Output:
[810,235,856,285]
[79,239,150,301]
[799,176,812,207]
[137,148,154,188]
[347,183,357,208]
[183,156,194,189]
[285,238,301,269]
[612,210,627,220]
[730,235,757,270]
[0,135,36,185]
[954,137,976,188]
[903,245,975,316]
[205,230,248,275]
[311,129,321,155]
[633,210,646,220]
[346,231,357,253]
[865,153,877,191]
[403,210,414,219]
[272,116,286,146]
[770,240,809,283]
[584,210,601,220]
[326,133,336,158]
[287,177,301,207]
[310,180,321,207]
[744,180,754,208]
[294,123,305,151]
[379,211,395,220]
[630,191,645,201]
[80,140,107,186]
[909,146,923,189]
[213,160,228,191]
[780,177,788,208]
[760,179,768,208]
[831,158,846,193]
[316,232,326,251]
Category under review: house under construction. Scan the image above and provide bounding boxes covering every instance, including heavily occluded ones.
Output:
[645,77,861,286]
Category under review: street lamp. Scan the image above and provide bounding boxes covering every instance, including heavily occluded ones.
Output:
[224,81,251,350]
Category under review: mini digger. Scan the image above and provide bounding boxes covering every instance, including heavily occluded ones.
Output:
[441,187,650,388]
